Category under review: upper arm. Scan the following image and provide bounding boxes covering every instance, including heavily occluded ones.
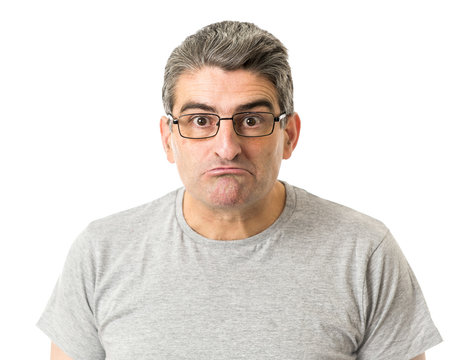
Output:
[411,353,426,360]
[37,228,105,359]
[51,343,73,360]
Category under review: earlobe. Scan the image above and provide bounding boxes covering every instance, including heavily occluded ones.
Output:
[160,116,175,163]
[283,112,301,160]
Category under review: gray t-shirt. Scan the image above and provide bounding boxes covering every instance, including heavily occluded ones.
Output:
[37,183,441,359]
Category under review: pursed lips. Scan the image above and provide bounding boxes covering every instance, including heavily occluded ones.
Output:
[204,166,253,176]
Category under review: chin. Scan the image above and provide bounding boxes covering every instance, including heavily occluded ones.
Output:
[208,181,246,207]
[201,176,259,209]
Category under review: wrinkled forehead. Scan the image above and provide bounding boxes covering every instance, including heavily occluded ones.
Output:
[172,67,280,115]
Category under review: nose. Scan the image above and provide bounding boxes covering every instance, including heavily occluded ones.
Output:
[212,119,242,161]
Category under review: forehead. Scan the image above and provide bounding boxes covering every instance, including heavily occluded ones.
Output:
[172,67,280,114]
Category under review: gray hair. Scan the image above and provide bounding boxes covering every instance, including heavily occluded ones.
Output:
[162,21,294,120]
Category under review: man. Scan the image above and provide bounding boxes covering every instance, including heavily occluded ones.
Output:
[37,21,441,359]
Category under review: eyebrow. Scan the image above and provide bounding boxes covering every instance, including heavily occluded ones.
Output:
[179,99,276,115]
[179,102,216,114]
[235,100,275,113]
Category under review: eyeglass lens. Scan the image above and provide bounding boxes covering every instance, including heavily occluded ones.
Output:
[177,112,275,138]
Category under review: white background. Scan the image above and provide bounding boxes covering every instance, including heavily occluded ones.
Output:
[1,0,465,358]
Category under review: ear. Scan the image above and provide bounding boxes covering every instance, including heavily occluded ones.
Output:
[282,112,301,160]
[160,116,175,164]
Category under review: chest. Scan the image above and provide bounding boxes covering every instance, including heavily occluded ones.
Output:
[94,251,364,359]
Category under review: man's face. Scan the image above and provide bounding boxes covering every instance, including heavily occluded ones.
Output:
[161,66,299,211]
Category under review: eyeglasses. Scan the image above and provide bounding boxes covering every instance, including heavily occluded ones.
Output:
[167,112,287,139]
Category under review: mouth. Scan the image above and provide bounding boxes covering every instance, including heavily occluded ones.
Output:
[205,167,252,176]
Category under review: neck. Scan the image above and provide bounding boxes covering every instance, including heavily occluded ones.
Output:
[183,181,286,240]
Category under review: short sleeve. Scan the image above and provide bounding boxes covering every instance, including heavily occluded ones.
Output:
[36,227,105,360]
[357,232,442,359]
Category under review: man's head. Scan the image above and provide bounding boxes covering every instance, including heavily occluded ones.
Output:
[160,21,300,214]
[162,21,294,118]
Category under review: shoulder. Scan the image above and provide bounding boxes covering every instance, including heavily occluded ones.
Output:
[77,189,180,251]
[90,190,177,229]
[286,183,390,253]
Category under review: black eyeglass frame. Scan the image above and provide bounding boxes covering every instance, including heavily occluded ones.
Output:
[167,112,287,139]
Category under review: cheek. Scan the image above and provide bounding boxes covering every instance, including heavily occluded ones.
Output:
[265,134,285,159]
[267,140,286,175]
[172,140,205,175]
[172,138,190,161]
[247,140,284,172]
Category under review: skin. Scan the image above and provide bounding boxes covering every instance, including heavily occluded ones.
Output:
[160,66,300,240]
[51,343,72,360]
[413,354,426,360]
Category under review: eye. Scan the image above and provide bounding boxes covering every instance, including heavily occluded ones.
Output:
[194,116,208,126]
[244,116,259,127]
[238,114,265,128]
[186,114,215,127]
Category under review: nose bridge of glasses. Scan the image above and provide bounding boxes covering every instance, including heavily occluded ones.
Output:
[215,116,239,136]
[217,116,235,123]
